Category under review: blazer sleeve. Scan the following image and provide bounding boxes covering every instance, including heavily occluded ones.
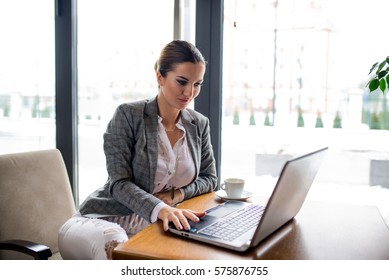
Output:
[103,103,161,222]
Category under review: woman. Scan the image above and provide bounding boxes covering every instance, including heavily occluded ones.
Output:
[58,40,218,259]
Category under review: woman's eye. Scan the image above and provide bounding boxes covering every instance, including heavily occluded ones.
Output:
[195,83,203,88]
[176,79,187,86]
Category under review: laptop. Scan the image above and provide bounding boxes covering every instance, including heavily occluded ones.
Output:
[168,146,328,252]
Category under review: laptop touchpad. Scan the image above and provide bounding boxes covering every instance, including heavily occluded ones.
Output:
[207,201,247,217]
[189,201,247,230]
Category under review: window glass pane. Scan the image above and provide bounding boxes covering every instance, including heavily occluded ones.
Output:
[78,0,177,203]
[222,0,389,212]
[0,1,55,154]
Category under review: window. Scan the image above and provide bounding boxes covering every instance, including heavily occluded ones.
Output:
[221,0,389,206]
[77,0,196,203]
[0,0,55,155]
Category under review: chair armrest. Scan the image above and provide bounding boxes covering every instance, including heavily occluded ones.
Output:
[0,239,52,260]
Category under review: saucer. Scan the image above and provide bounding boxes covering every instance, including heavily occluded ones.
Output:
[215,190,253,201]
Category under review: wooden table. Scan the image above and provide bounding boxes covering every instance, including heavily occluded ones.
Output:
[113,192,389,260]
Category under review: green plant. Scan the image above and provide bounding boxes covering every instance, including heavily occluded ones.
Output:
[297,108,304,127]
[32,95,39,118]
[370,112,381,129]
[249,111,256,125]
[315,111,324,128]
[233,109,240,125]
[333,112,342,128]
[264,109,271,126]
[3,104,10,117]
[367,56,389,94]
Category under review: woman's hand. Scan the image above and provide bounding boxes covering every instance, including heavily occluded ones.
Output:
[157,206,206,231]
[155,189,183,206]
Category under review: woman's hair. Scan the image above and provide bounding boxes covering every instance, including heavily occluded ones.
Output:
[155,40,206,77]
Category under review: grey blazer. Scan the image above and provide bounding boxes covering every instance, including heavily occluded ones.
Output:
[79,96,218,222]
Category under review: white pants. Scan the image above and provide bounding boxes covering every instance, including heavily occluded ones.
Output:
[58,213,128,260]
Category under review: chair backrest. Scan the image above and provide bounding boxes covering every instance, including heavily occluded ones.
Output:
[0,149,76,259]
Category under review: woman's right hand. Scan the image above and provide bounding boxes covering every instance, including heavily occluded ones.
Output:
[157,206,206,231]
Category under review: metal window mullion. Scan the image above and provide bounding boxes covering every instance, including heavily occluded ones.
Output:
[55,0,79,205]
[195,0,224,185]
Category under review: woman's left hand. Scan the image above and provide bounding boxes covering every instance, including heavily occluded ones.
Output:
[155,189,183,206]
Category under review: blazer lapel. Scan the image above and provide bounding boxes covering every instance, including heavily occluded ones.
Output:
[181,110,200,177]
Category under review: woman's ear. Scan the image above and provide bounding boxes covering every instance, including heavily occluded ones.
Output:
[156,71,164,87]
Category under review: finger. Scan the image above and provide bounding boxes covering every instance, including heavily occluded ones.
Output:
[178,213,191,231]
[185,210,206,221]
[163,218,169,231]
[194,211,206,218]
[170,213,184,231]
[178,210,202,230]
[168,209,188,230]
[163,215,181,231]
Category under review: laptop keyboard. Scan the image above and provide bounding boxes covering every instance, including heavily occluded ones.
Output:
[200,204,264,241]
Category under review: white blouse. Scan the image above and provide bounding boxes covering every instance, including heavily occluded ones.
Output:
[149,117,196,221]
[153,116,196,194]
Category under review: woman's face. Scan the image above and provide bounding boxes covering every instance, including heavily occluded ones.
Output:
[157,62,205,111]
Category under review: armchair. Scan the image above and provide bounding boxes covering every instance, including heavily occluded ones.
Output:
[0,149,76,259]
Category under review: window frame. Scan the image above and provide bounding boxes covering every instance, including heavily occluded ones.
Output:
[55,0,224,203]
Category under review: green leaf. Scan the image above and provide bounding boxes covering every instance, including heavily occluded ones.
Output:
[378,70,388,79]
[369,78,380,91]
[376,60,387,74]
[369,62,379,75]
[379,78,387,93]
[386,56,389,64]
[387,75,389,86]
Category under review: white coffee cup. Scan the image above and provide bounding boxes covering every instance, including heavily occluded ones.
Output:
[220,178,245,199]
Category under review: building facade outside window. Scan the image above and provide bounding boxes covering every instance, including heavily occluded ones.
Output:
[221,0,389,216]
